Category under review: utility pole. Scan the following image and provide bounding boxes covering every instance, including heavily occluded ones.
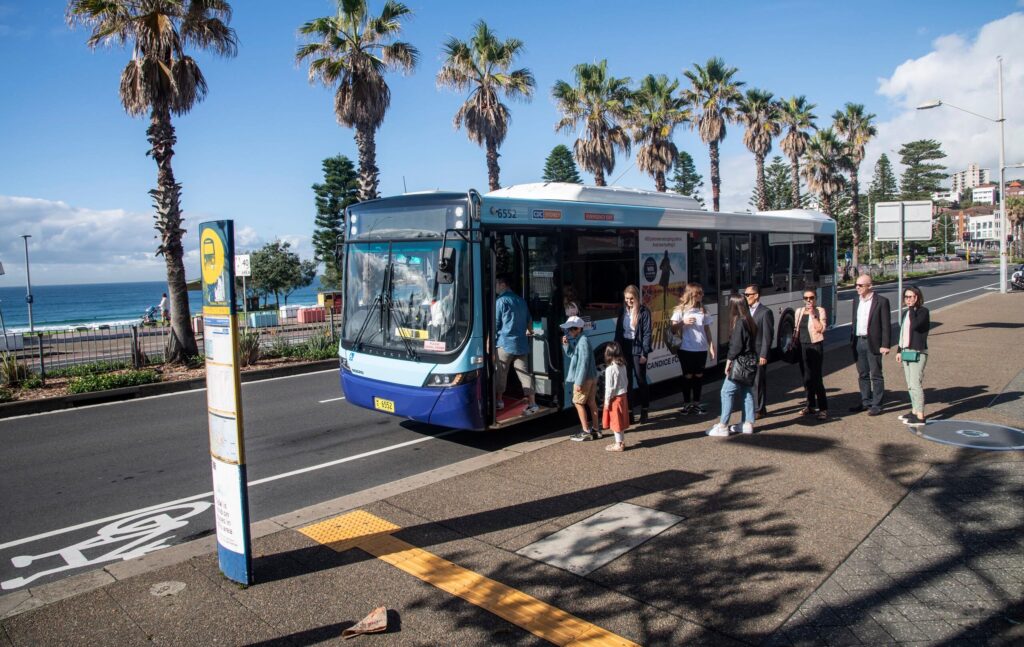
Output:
[21,235,34,333]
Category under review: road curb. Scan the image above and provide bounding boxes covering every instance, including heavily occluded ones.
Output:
[0,358,339,419]
[836,265,980,292]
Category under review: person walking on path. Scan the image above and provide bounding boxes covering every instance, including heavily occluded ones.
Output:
[671,283,716,414]
[744,284,774,418]
[615,285,652,423]
[562,316,601,441]
[159,293,169,324]
[849,274,891,416]
[494,275,538,415]
[794,289,829,420]
[896,285,930,426]
[708,294,758,437]
[601,342,630,451]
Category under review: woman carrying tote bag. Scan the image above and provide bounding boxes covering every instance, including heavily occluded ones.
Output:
[708,294,759,437]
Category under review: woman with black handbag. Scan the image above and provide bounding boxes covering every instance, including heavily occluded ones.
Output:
[794,289,829,420]
[709,294,758,437]
[896,285,930,426]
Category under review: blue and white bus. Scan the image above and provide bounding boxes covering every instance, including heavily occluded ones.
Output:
[340,183,836,431]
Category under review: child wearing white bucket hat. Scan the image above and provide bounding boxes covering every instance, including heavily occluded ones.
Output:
[561,316,601,441]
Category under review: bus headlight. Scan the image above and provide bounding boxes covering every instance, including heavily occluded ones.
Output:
[423,369,479,388]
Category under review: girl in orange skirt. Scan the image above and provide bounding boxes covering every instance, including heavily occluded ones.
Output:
[602,343,630,451]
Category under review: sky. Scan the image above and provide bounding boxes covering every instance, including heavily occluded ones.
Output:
[1,0,1022,286]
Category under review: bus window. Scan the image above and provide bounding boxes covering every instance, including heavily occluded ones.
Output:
[688,232,717,298]
[765,238,791,293]
[563,231,637,321]
[792,241,818,290]
[751,234,768,289]
[816,234,835,278]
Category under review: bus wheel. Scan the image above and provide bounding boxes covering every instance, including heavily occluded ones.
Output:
[775,310,796,362]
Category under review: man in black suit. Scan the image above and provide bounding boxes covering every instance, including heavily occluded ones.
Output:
[744,284,774,417]
[849,274,891,415]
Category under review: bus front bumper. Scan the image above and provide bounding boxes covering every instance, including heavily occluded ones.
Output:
[340,371,485,431]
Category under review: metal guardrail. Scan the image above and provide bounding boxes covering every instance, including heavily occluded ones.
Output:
[3,311,342,381]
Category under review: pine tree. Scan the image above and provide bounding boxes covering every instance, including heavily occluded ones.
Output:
[866,153,900,263]
[898,140,946,200]
[541,144,582,183]
[749,155,794,210]
[669,151,705,205]
[312,155,360,290]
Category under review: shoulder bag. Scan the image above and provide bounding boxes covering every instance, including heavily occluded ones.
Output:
[729,351,758,386]
[900,349,920,362]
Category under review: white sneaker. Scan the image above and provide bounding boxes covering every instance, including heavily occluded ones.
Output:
[707,423,730,437]
[741,422,754,434]
[522,404,540,416]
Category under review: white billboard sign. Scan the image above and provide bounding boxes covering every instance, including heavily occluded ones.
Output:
[874,201,933,241]
[234,254,251,277]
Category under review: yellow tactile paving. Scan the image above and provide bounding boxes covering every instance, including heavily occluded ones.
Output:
[301,510,641,647]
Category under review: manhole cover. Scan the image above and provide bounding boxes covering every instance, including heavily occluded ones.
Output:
[908,419,1024,451]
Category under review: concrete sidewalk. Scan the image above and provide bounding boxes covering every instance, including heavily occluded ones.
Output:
[2,293,1023,646]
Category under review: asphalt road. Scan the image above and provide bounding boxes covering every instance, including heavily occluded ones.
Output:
[0,266,1002,592]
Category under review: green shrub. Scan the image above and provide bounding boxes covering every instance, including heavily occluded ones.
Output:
[185,353,205,369]
[49,360,131,378]
[296,332,338,361]
[22,375,44,389]
[266,335,295,359]
[0,353,31,387]
[68,370,160,394]
[238,331,261,367]
[0,387,13,403]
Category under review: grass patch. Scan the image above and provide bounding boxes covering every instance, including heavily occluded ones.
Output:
[68,369,160,394]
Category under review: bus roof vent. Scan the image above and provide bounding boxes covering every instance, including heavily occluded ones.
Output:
[486,183,705,211]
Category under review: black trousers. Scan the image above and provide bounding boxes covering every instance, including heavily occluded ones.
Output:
[621,339,650,409]
[753,361,768,413]
[798,342,828,410]
[855,337,885,408]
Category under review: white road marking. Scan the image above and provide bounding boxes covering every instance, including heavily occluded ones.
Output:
[833,282,998,328]
[0,430,457,552]
[318,396,346,403]
[0,369,340,421]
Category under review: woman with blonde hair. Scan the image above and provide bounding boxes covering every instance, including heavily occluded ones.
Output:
[614,284,653,423]
[670,283,716,414]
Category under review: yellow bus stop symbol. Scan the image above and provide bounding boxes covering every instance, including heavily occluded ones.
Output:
[200,227,226,286]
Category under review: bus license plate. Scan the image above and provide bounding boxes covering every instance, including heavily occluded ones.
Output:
[374,397,395,413]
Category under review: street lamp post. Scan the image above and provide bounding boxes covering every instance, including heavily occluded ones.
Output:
[21,234,34,333]
[917,56,1009,293]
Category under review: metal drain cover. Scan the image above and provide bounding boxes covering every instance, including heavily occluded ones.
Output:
[908,419,1024,451]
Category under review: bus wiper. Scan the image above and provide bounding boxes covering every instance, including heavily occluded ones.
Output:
[381,271,419,360]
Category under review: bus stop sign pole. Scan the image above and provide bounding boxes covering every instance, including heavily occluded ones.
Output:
[200,220,253,585]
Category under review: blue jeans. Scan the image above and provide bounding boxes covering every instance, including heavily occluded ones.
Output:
[720,377,755,425]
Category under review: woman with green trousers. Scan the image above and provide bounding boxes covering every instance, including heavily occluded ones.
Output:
[896,285,930,426]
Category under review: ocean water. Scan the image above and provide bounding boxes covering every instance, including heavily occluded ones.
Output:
[0,281,326,333]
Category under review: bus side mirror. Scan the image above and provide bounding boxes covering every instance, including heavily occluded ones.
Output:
[334,243,344,268]
[437,247,456,284]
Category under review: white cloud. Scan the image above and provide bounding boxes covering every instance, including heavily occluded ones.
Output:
[868,12,1024,185]
[0,196,311,285]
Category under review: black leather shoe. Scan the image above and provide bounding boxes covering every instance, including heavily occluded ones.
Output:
[848,405,866,413]
[639,408,649,423]
[867,407,883,416]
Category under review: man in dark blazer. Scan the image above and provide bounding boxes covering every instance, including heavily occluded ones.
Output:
[849,274,891,415]
[744,284,774,417]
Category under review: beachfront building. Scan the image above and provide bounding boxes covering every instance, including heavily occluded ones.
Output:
[932,188,962,204]
[950,162,991,193]
[966,212,1002,249]
[1006,180,1023,199]
[972,183,997,205]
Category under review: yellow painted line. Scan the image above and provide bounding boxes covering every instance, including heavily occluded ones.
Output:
[300,511,639,647]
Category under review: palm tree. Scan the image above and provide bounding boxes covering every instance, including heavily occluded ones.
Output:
[629,74,690,192]
[551,60,632,186]
[737,89,782,210]
[801,128,849,218]
[779,95,817,207]
[682,57,744,211]
[437,21,535,191]
[297,0,418,201]
[67,0,237,363]
[833,103,877,268]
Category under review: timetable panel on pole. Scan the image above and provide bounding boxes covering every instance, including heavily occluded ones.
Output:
[199,220,253,585]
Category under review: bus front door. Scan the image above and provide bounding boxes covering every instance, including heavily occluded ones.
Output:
[522,234,561,409]
[718,233,752,349]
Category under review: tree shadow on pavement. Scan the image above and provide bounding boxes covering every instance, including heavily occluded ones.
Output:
[764,444,1024,646]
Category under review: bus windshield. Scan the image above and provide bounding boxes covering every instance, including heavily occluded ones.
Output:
[343,240,471,357]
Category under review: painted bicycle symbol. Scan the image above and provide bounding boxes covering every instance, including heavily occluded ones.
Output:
[1,502,211,590]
